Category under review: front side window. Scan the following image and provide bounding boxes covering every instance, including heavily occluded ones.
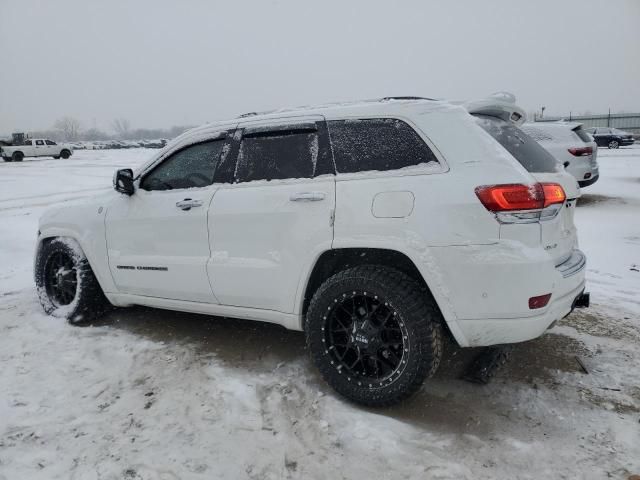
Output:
[327,118,438,173]
[475,115,559,173]
[140,140,224,191]
[235,127,318,182]
[45,140,57,145]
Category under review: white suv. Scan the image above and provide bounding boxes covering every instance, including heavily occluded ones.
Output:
[35,98,588,406]
[521,122,599,188]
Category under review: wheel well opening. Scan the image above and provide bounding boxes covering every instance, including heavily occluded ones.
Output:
[302,248,456,343]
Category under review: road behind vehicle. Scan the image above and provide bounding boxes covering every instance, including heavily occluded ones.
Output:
[34,97,588,406]
[585,127,635,149]
[522,122,599,187]
[1,138,73,162]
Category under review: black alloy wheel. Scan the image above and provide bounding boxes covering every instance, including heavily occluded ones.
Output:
[44,251,78,306]
[324,292,409,384]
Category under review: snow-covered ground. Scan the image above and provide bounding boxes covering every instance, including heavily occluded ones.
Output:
[1,148,639,479]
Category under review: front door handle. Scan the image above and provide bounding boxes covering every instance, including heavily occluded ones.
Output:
[289,192,326,202]
[176,198,203,211]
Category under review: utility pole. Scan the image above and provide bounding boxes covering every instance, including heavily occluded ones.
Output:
[608,108,611,127]
[541,106,546,119]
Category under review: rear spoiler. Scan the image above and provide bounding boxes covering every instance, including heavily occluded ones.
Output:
[463,92,527,127]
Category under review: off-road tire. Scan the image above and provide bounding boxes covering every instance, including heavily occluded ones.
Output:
[306,265,443,407]
[60,149,71,159]
[35,237,111,325]
[12,151,24,162]
[608,140,619,149]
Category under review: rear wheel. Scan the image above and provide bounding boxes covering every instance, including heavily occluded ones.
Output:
[60,150,71,159]
[35,237,111,324]
[608,140,619,149]
[12,151,24,162]
[306,265,443,407]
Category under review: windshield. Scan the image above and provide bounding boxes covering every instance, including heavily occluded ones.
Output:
[475,115,559,173]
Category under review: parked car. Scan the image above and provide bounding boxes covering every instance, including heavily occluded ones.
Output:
[34,97,588,406]
[1,139,73,162]
[521,122,599,188]
[584,127,635,149]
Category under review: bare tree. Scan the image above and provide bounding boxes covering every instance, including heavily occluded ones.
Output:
[53,116,82,141]
[111,118,131,138]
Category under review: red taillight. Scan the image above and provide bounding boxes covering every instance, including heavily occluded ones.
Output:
[568,146,593,156]
[475,183,565,212]
[529,293,552,309]
[541,183,566,207]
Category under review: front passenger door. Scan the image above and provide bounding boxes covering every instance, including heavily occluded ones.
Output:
[106,135,229,302]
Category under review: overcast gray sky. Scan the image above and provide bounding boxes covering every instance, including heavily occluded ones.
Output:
[1,0,639,134]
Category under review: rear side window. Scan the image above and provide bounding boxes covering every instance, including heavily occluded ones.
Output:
[36,140,44,145]
[522,126,554,142]
[327,118,438,173]
[45,140,56,145]
[475,115,559,173]
[235,128,318,182]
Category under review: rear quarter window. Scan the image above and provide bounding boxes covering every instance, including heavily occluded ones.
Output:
[475,115,559,173]
[327,118,438,174]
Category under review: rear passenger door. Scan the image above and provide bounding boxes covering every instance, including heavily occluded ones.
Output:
[207,117,335,313]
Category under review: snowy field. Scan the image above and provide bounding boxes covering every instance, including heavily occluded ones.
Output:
[1,147,639,479]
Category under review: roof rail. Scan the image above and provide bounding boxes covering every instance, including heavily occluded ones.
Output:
[380,96,436,102]
[238,112,258,118]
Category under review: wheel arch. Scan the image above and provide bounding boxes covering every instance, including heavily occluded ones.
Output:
[297,247,464,345]
[35,227,116,295]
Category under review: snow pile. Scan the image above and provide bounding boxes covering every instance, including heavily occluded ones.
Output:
[1,148,639,479]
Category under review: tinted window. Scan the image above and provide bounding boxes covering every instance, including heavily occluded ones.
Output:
[24,140,33,146]
[521,126,554,142]
[475,115,559,173]
[573,128,592,143]
[45,140,56,145]
[328,118,438,173]
[141,140,223,191]
[235,128,318,182]
[35,140,44,145]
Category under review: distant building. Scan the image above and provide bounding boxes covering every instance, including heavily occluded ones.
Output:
[534,112,640,135]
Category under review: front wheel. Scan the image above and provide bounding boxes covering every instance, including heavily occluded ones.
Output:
[35,237,110,324]
[12,152,24,162]
[60,150,71,159]
[306,266,443,407]
[2,157,12,162]
[608,140,619,149]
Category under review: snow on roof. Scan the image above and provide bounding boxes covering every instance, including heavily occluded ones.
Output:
[172,97,462,145]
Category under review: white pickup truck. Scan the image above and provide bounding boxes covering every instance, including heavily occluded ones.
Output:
[1,139,73,162]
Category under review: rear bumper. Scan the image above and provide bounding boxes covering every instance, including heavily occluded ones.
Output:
[578,173,599,188]
[430,245,587,347]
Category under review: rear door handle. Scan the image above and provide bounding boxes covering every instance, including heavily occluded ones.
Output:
[176,198,203,211]
[289,192,326,202]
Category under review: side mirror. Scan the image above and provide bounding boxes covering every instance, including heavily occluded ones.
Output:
[114,168,135,196]
[563,161,570,169]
